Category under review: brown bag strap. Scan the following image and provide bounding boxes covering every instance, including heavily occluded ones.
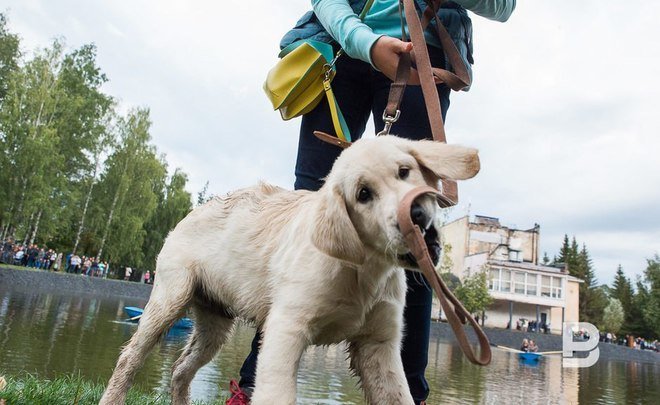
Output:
[422,0,471,91]
[397,186,492,366]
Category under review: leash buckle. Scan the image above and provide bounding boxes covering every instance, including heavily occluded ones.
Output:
[377,109,401,136]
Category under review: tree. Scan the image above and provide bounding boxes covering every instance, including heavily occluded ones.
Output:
[610,264,635,333]
[552,237,606,326]
[142,168,192,269]
[554,234,574,265]
[601,298,624,334]
[196,181,212,206]
[0,41,66,242]
[576,244,607,326]
[0,13,20,103]
[629,276,652,338]
[639,255,660,338]
[0,38,112,248]
[0,19,194,276]
[91,108,166,267]
[542,252,550,265]
[454,270,493,316]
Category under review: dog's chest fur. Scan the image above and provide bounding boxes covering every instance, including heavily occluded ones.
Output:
[304,263,406,344]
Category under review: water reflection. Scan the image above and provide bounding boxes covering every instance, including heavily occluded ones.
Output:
[0,285,657,404]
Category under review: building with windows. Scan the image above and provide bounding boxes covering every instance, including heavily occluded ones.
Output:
[438,215,582,334]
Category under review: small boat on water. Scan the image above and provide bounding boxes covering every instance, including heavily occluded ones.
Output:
[123,306,194,329]
[518,352,542,361]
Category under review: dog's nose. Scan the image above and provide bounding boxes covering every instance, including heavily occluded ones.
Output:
[410,203,428,228]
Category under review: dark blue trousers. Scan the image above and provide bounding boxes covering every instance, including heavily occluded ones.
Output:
[240,46,450,404]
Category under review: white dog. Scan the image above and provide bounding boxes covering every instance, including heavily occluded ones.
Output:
[100,135,479,405]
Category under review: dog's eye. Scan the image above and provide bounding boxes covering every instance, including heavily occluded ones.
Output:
[399,166,410,180]
[357,187,372,203]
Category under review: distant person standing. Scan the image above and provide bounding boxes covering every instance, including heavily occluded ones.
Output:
[98,261,107,278]
[70,254,82,274]
[124,266,132,281]
[53,252,63,272]
[144,270,151,284]
[48,250,57,270]
[82,256,92,276]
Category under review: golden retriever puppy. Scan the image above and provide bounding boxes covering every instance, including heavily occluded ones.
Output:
[100,135,479,405]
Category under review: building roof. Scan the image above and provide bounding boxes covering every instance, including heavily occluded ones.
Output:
[488,259,567,275]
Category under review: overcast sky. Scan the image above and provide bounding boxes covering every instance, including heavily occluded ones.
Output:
[5,0,659,285]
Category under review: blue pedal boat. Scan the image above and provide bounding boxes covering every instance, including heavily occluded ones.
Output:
[124,306,193,329]
[518,352,542,362]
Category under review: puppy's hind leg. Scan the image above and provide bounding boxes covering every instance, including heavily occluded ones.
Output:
[100,273,195,405]
[171,304,235,405]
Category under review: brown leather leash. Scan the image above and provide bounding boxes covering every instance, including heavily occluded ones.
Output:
[398,186,492,366]
[312,1,491,365]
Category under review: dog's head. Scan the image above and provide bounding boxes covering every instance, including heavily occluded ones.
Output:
[312,135,479,267]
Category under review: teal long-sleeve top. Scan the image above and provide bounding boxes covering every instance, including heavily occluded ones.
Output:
[312,0,516,66]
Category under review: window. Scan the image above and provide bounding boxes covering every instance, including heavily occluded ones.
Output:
[541,275,552,297]
[489,268,500,291]
[552,277,563,299]
[526,274,537,296]
[501,269,511,292]
[514,272,525,294]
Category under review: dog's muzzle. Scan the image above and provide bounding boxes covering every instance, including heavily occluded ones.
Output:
[398,223,441,268]
[397,201,440,268]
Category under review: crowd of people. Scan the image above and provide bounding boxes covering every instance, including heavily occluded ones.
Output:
[1,238,65,271]
[507,318,551,334]
[600,332,659,352]
[0,237,153,284]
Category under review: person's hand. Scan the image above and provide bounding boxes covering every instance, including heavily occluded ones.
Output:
[370,36,440,85]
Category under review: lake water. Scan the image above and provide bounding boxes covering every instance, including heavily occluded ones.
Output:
[0,284,658,404]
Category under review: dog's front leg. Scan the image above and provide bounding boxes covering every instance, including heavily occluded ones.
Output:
[349,301,414,405]
[250,309,308,405]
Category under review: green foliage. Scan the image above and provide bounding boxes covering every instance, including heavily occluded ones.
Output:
[440,271,461,292]
[638,256,660,338]
[438,241,453,274]
[454,270,493,316]
[142,168,193,267]
[196,180,213,206]
[554,234,658,339]
[0,16,195,272]
[601,298,624,334]
[0,373,224,405]
[553,236,607,327]
[542,252,550,265]
[610,265,635,333]
[0,13,20,102]
[606,258,659,339]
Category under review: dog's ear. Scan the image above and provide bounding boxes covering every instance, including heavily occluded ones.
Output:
[312,184,365,265]
[401,139,480,183]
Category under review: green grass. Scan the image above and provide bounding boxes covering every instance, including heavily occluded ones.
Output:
[0,373,226,405]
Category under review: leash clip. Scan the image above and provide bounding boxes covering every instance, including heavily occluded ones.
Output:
[377,109,401,136]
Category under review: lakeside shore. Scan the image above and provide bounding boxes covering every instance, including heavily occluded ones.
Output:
[2,265,658,366]
[0,265,151,299]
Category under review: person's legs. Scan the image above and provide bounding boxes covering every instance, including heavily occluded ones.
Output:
[370,45,451,404]
[401,270,433,403]
[237,330,261,393]
[236,54,375,394]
